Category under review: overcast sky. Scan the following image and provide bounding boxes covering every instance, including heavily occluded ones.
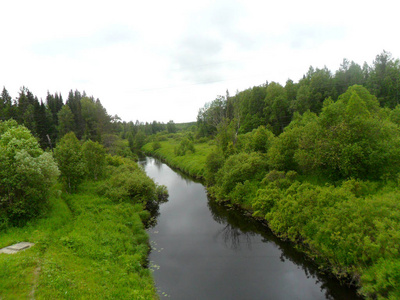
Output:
[1,0,399,123]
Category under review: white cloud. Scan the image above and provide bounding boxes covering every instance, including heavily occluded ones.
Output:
[1,0,399,123]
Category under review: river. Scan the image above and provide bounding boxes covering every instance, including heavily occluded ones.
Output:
[140,157,362,300]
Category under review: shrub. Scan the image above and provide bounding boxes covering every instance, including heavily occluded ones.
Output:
[0,120,59,225]
[214,152,268,201]
[82,140,106,180]
[152,141,161,151]
[205,149,225,185]
[54,132,85,193]
[99,164,156,204]
[174,138,195,156]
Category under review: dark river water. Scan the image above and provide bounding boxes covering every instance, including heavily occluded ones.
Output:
[140,157,362,300]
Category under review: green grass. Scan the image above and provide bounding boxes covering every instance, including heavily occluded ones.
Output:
[0,182,156,299]
[143,138,215,179]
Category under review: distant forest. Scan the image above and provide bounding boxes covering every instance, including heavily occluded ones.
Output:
[0,88,174,155]
[197,50,400,136]
[1,50,399,152]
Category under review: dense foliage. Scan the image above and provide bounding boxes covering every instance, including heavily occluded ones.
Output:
[203,84,400,298]
[0,120,59,226]
[2,50,400,299]
[143,52,400,299]
[197,51,400,137]
[0,87,179,159]
[0,92,168,298]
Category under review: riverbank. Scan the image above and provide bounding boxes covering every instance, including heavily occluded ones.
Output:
[142,139,214,179]
[143,139,400,299]
[0,180,157,299]
[142,156,362,299]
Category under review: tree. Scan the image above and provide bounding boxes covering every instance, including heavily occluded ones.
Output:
[367,51,400,108]
[238,86,267,133]
[94,98,112,140]
[66,90,84,138]
[34,100,51,149]
[57,105,75,138]
[334,59,365,95]
[46,92,64,142]
[251,126,275,153]
[54,132,85,193]
[268,112,318,172]
[197,96,227,136]
[167,120,177,133]
[295,85,400,179]
[0,120,59,225]
[264,82,291,134]
[82,140,106,180]
[81,97,98,140]
[0,87,12,120]
[132,131,146,152]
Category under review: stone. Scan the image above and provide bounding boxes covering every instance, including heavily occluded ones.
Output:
[0,242,34,254]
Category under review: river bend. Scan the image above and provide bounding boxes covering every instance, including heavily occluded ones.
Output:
[140,157,361,300]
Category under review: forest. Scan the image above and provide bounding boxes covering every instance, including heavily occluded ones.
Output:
[0,89,168,298]
[143,51,400,300]
[1,50,400,299]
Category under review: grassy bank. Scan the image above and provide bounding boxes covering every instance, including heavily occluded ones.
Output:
[142,138,215,179]
[0,181,156,299]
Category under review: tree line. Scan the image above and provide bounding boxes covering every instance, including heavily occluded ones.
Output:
[198,50,400,136]
[0,86,181,155]
[0,88,115,147]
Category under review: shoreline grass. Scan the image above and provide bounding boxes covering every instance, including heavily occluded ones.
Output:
[142,139,215,179]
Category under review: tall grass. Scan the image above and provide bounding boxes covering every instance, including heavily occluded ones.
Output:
[143,139,215,179]
[0,181,156,299]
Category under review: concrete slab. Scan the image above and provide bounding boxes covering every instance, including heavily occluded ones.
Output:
[0,242,34,254]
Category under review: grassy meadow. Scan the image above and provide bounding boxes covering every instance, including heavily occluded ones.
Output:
[142,136,215,179]
[0,181,156,299]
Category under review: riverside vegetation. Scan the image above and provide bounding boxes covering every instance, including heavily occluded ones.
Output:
[143,52,400,299]
[0,120,165,299]
[1,51,400,299]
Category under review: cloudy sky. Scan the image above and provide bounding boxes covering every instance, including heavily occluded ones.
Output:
[1,0,399,123]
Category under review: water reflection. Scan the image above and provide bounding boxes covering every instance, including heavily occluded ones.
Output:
[140,157,170,229]
[144,197,161,229]
[207,193,361,300]
[143,157,362,300]
[153,158,163,170]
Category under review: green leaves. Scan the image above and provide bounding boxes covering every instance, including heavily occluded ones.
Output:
[0,121,59,224]
[174,138,195,156]
[269,85,400,180]
[213,152,268,203]
[99,162,156,204]
[54,132,85,193]
[82,140,106,180]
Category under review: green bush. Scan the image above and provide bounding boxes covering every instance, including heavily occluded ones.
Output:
[99,163,156,204]
[152,141,162,151]
[205,149,225,185]
[0,120,59,225]
[295,86,400,180]
[54,132,85,193]
[82,140,106,180]
[175,138,195,156]
[213,152,268,202]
